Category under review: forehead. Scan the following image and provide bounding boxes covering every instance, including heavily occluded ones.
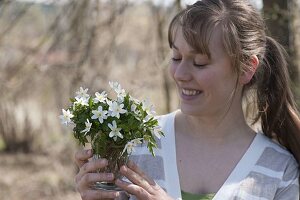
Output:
[172,25,227,58]
[172,28,196,53]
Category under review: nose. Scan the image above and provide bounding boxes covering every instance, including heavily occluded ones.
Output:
[173,60,192,82]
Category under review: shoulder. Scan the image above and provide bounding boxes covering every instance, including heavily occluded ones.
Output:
[257,133,297,163]
[255,133,299,180]
[257,135,300,199]
[237,133,299,199]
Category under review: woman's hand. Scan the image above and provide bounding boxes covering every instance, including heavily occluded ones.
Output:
[115,160,173,200]
[74,149,120,200]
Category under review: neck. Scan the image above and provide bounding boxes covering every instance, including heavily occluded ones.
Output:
[178,104,254,143]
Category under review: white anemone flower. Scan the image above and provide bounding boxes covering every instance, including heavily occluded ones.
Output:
[106,99,112,105]
[130,95,140,104]
[75,87,90,100]
[94,91,107,103]
[117,88,126,97]
[109,81,120,92]
[131,104,140,116]
[75,97,89,106]
[152,125,163,139]
[80,119,92,135]
[142,98,156,116]
[109,81,119,89]
[122,138,143,155]
[91,106,108,123]
[131,104,137,112]
[59,109,74,125]
[117,95,124,103]
[108,120,123,141]
[109,81,126,96]
[108,101,127,118]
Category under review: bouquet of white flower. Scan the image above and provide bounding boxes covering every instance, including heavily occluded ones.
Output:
[60,81,164,190]
[60,81,164,157]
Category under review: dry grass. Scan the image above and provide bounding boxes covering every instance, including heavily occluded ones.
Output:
[0,152,81,200]
[0,2,178,199]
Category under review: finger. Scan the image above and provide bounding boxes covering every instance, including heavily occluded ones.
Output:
[80,189,120,200]
[119,165,153,192]
[127,160,156,185]
[76,159,108,181]
[76,172,115,187]
[115,179,149,199]
[75,149,93,167]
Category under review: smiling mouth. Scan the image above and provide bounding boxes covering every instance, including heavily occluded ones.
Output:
[182,89,202,96]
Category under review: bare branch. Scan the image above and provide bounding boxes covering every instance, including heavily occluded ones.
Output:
[0,2,33,44]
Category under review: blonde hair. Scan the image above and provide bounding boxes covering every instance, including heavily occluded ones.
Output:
[168,0,300,163]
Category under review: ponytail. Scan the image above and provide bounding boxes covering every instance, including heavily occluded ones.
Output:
[255,36,300,162]
[167,0,300,163]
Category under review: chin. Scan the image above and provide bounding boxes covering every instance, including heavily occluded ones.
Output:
[179,104,202,116]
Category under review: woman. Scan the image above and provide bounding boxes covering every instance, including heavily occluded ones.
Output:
[74,0,300,199]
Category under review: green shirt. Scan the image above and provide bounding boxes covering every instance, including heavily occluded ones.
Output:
[181,190,215,200]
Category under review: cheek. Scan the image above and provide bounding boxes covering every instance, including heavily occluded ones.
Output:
[207,71,238,97]
[196,71,232,96]
[194,71,215,87]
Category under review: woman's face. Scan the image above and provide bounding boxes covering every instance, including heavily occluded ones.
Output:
[169,26,242,117]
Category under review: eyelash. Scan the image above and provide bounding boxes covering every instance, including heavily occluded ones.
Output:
[171,58,206,68]
[193,63,206,68]
[171,58,181,62]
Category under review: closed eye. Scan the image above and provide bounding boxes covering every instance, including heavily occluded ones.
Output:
[193,62,207,68]
[172,57,182,62]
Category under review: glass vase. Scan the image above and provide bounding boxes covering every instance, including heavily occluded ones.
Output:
[92,140,129,191]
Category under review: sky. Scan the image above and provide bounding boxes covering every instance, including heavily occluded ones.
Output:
[154,0,263,9]
[17,0,68,4]
[17,0,263,9]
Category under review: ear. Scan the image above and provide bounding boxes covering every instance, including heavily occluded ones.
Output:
[239,55,259,85]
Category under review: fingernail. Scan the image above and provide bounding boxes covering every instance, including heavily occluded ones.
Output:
[115,191,120,197]
[129,160,137,169]
[101,159,108,165]
[107,173,114,179]
[128,160,133,167]
[121,165,127,172]
[115,179,121,184]
[87,149,92,155]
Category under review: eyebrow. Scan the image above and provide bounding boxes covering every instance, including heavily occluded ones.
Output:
[172,44,199,54]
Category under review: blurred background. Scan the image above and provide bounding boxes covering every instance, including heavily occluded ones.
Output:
[0,0,299,199]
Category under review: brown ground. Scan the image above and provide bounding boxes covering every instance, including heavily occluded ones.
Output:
[0,153,81,200]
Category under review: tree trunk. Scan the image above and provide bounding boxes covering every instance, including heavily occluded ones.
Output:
[263,0,299,93]
[150,4,172,113]
[289,0,300,87]
[175,0,181,11]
